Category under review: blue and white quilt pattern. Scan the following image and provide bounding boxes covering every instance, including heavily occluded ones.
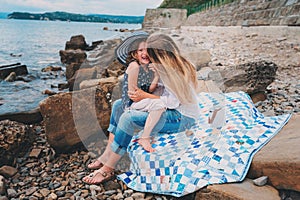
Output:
[118,91,291,197]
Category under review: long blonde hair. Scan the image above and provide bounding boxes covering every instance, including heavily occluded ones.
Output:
[147,34,198,104]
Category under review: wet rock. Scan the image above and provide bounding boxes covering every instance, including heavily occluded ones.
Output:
[42,66,63,72]
[43,89,57,96]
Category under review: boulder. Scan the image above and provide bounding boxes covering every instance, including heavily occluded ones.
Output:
[68,67,97,91]
[0,120,36,166]
[39,79,118,152]
[218,60,278,94]
[195,178,280,200]
[59,49,87,65]
[65,35,88,50]
[248,114,300,192]
[183,50,211,71]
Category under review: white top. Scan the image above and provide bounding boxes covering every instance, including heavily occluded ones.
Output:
[160,87,200,120]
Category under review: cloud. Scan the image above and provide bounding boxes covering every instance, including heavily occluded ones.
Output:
[0,0,163,16]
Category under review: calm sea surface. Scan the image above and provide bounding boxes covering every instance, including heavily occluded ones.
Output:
[0,19,141,115]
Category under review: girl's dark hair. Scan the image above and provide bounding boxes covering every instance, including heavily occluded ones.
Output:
[125,37,147,66]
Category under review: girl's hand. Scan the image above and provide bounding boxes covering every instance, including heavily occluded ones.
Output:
[128,87,146,102]
[149,63,159,79]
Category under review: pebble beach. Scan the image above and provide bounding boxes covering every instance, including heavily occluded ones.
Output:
[1,26,300,200]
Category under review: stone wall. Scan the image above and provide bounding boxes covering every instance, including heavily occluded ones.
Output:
[185,0,300,26]
[142,8,187,29]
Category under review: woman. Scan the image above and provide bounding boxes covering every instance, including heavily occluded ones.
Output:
[83,33,200,184]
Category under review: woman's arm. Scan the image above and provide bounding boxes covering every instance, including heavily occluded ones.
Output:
[128,88,160,102]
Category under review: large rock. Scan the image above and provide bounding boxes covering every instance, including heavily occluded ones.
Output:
[0,120,36,166]
[39,80,119,152]
[217,60,278,94]
[65,35,88,50]
[59,49,87,65]
[195,178,280,200]
[248,114,300,192]
[68,67,97,91]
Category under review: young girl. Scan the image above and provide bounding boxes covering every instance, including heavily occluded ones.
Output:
[120,34,166,152]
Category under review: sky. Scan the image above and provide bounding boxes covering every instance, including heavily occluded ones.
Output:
[0,0,164,16]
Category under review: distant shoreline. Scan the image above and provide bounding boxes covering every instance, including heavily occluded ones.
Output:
[3,11,144,24]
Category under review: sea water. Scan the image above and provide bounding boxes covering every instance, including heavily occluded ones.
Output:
[0,19,141,115]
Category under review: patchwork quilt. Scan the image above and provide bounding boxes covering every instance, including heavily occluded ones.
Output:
[118,91,291,197]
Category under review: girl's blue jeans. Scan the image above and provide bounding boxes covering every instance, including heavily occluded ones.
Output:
[108,99,195,156]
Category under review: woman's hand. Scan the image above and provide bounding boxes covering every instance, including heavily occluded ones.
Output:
[128,87,147,102]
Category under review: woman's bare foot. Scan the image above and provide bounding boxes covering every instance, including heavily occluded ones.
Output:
[87,159,103,169]
[82,166,114,184]
[138,137,155,152]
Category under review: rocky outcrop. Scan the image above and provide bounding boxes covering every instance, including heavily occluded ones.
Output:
[0,120,36,166]
[218,60,278,94]
[248,114,300,192]
[39,79,118,152]
[60,35,122,91]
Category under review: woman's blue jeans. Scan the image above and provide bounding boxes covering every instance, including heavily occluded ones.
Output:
[108,99,195,156]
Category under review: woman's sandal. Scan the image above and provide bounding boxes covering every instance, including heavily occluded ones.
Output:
[82,168,115,184]
[87,159,103,169]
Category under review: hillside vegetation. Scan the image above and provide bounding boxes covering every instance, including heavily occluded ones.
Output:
[159,0,208,8]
